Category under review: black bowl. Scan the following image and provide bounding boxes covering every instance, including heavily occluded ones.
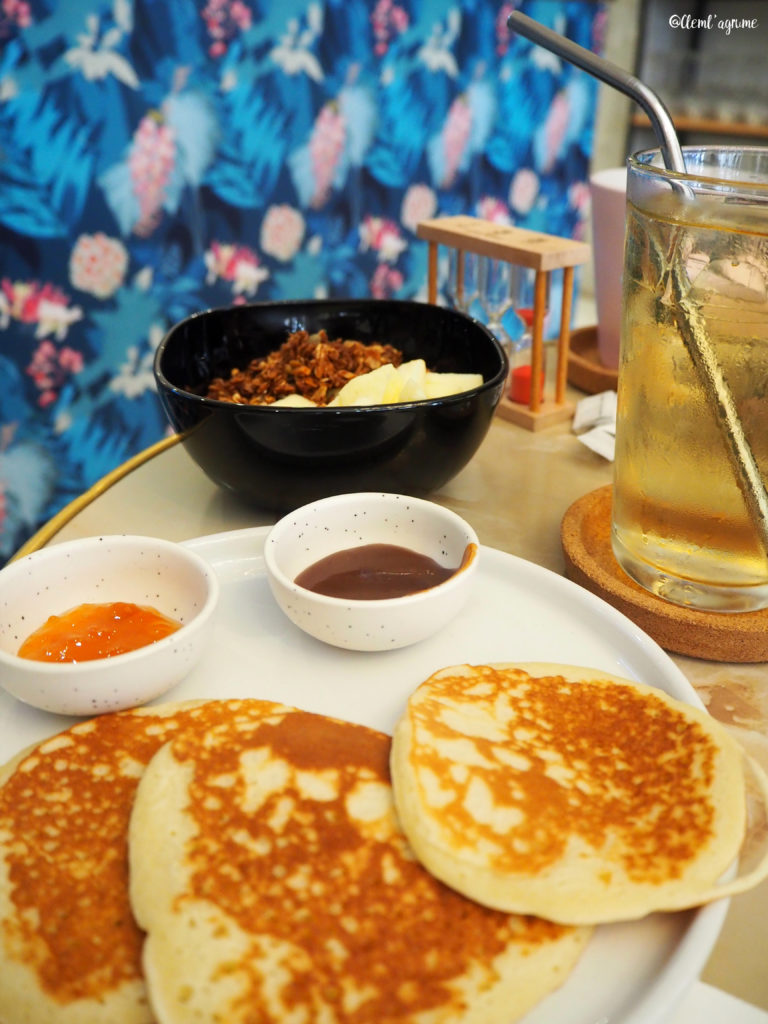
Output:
[153,299,507,512]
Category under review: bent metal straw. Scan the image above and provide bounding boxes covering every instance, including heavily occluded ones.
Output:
[507,10,768,562]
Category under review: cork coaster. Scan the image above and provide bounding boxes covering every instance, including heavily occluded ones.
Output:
[561,485,768,663]
[566,326,619,394]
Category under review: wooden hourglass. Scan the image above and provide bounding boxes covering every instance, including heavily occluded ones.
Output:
[416,215,590,431]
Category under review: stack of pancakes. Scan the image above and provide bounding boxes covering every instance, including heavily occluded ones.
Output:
[1,663,765,1024]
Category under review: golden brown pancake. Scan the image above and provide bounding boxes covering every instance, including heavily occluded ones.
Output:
[129,707,591,1024]
[390,662,768,925]
[0,699,293,1024]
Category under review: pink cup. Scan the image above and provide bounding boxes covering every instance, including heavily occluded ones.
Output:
[589,166,628,370]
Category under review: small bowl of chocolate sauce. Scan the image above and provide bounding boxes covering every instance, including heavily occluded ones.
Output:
[264,492,479,651]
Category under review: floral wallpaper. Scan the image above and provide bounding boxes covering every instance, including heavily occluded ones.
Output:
[0,0,604,562]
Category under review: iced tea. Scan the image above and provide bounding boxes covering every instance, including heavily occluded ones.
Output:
[612,147,768,612]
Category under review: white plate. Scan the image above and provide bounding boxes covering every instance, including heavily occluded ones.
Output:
[0,527,727,1024]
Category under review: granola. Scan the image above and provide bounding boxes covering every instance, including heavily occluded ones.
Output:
[205,329,403,406]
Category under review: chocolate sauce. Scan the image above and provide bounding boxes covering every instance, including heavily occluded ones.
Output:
[295,543,463,600]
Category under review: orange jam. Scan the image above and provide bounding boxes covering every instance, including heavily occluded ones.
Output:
[17,602,182,663]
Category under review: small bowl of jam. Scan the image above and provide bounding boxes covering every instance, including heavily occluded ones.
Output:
[0,535,220,715]
[263,492,479,651]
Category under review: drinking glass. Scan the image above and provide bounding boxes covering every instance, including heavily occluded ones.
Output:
[612,146,768,612]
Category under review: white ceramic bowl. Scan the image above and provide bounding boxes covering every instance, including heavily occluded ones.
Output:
[264,492,479,651]
[0,535,220,715]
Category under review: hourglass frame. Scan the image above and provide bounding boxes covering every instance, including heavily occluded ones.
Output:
[416,215,590,431]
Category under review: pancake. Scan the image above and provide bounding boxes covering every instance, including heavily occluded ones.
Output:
[0,698,293,1024]
[390,662,768,925]
[129,707,591,1024]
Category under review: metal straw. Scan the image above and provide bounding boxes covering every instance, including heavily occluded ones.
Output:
[507,10,768,561]
[507,12,686,175]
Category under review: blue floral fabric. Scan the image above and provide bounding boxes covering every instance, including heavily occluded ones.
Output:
[0,0,604,562]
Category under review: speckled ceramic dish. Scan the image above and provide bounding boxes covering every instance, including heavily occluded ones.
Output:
[263,492,480,651]
[0,535,220,715]
[153,299,507,512]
